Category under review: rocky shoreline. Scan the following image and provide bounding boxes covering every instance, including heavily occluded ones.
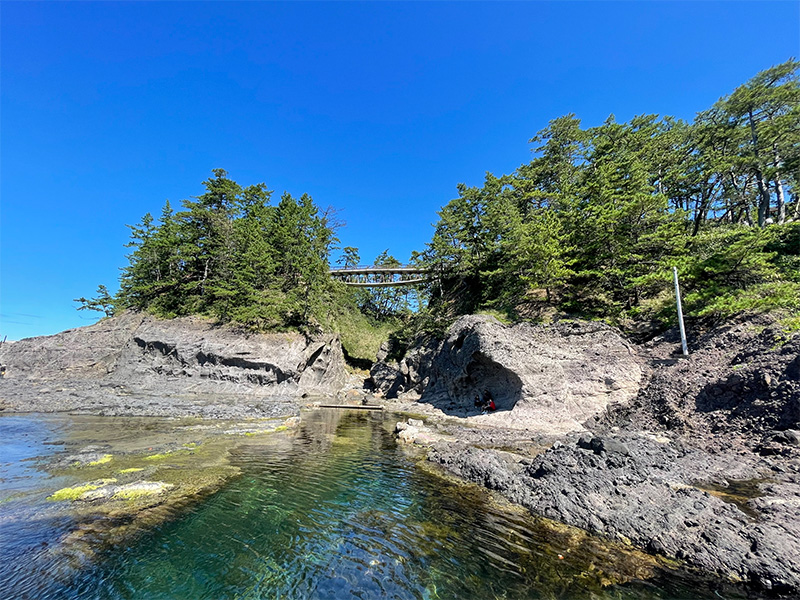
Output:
[385,314,800,597]
[0,311,347,419]
[2,310,799,596]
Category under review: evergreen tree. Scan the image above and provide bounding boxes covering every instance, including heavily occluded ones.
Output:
[74,285,116,317]
[708,59,800,226]
[112,170,337,330]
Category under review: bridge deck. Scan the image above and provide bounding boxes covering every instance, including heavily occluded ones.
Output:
[329,266,427,275]
[329,265,429,287]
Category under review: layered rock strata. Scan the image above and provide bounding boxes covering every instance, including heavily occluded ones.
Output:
[0,311,347,417]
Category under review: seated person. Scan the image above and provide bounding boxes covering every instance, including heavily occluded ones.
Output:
[481,390,496,412]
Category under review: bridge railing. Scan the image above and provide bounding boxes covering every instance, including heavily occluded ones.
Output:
[329,264,430,287]
[329,265,428,273]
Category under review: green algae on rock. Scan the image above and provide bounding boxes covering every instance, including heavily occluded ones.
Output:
[111,481,175,500]
[87,454,113,466]
[48,479,118,502]
[36,414,302,556]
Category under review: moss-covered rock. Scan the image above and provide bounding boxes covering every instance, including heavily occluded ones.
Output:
[48,479,118,502]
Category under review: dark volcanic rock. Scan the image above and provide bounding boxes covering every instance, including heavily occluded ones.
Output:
[772,429,800,446]
[601,314,800,453]
[369,361,405,397]
[429,434,800,594]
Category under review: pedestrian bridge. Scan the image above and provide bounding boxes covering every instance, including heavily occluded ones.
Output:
[329,265,429,287]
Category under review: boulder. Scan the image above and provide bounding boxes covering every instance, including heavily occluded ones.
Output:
[382,315,643,434]
[394,419,437,445]
[369,361,405,397]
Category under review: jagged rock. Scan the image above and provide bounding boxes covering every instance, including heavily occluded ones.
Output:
[369,361,404,397]
[772,430,800,446]
[429,434,800,594]
[0,311,347,417]
[379,315,643,434]
[375,340,394,362]
[297,337,348,394]
[0,311,145,380]
[577,436,630,456]
[603,314,800,446]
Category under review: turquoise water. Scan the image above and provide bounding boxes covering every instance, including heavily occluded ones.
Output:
[1,411,746,599]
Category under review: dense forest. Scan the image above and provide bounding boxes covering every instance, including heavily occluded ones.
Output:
[78,60,800,353]
[418,59,799,334]
[79,171,343,331]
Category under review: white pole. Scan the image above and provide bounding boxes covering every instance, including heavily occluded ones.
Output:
[673,266,689,356]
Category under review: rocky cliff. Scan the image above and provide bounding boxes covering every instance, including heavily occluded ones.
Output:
[0,311,348,418]
[371,315,643,433]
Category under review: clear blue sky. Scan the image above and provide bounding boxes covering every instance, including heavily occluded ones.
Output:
[2,1,798,340]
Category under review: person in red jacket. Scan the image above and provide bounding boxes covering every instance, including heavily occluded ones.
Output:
[482,390,496,412]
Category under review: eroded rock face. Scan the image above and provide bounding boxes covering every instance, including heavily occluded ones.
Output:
[602,314,800,450]
[0,311,347,416]
[0,311,146,380]
[375,315,643,433]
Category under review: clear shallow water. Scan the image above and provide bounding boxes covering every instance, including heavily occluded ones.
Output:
[0,416,78,595]
[1,411,747,600]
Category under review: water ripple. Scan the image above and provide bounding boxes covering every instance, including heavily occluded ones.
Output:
[1,411,751,600]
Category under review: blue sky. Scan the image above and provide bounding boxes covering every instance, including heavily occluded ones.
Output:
[2,1,798,340]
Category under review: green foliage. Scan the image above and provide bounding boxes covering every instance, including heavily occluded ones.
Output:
[113,170,338,331]
[74,285,116,317]
[474,309,513,325]
[678,224,800,322]
[84,62,799,344]
[417,61,799,334]
[334,307,399,366]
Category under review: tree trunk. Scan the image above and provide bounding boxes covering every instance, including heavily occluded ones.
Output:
[772,147,786,224]
[729,171,751,225]
[201,258,209,296]
[692,189,710,236]
[748,108,772,227]
[774,175,786,224]
[754,165,771,226]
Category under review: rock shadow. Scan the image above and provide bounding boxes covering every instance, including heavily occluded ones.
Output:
[423,351,523,417]
[694,366,799,432]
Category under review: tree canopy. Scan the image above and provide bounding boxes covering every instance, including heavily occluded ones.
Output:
[78,60,800,341]
[110,169,338,331]
[418,60,800,331]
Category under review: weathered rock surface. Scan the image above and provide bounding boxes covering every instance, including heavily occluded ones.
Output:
[6,307,800,594]
[374,315,643,433]
[394,418,448,445]
[600,313,800,452]
[414,315,800,596]
[429,433,800,595]
[0,311,347,417]
[79,480,175,502]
